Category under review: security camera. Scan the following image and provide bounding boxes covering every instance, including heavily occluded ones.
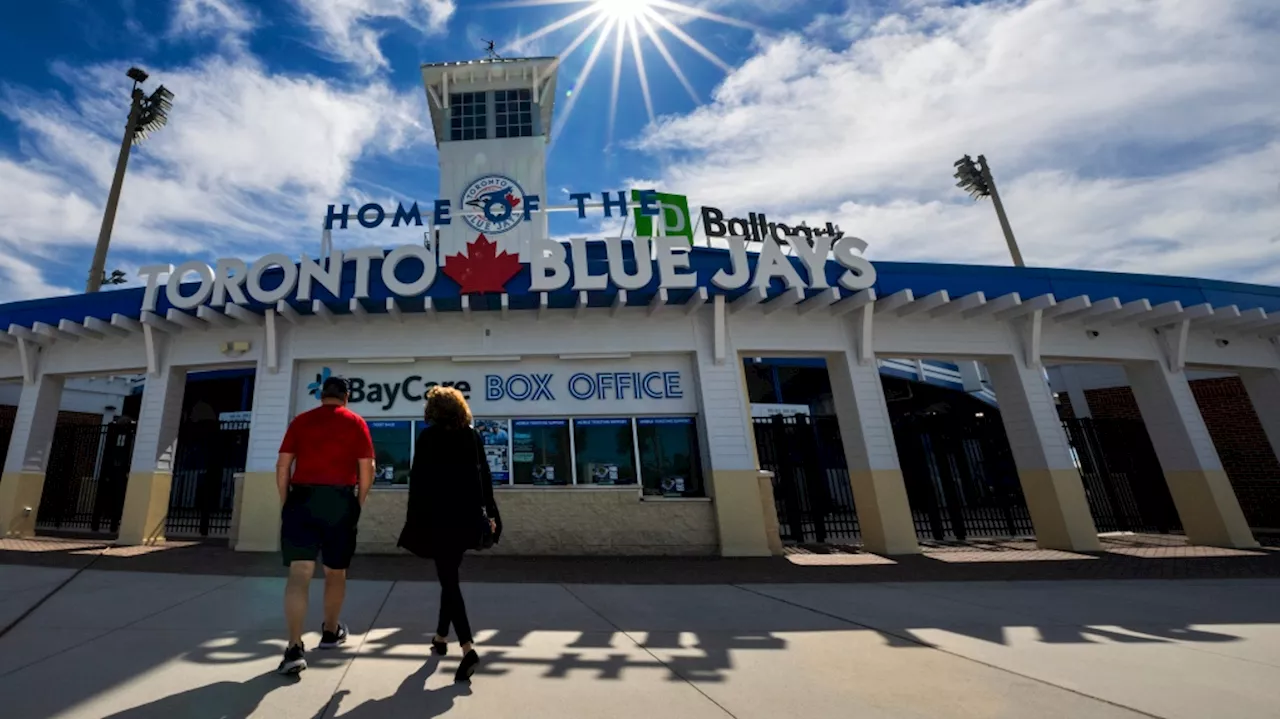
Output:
[1215,338,1230,347]
[1086,330,1100,338]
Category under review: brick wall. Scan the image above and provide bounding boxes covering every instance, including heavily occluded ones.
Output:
[1055,393,1076,421]
[56,411,107,426]
[1082,377,1280,529]
[1188,377,1280,485]
[1084,387,1144,421]
[356,487,718,556]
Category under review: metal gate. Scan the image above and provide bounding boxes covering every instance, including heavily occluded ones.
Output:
[1061,417,1181,533]
[894,415,1034,541]
[753,414,859,544]
[36,422,137,534]
[167,420,250,537]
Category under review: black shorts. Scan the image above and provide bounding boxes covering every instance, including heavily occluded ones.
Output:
[281,485,361,569]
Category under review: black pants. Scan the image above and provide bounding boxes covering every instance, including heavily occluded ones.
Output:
[434,551,472,645]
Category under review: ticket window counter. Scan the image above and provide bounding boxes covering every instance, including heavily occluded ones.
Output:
[368,420,413,486]
[365,416,705,497]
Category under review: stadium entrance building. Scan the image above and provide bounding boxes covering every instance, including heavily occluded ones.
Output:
[0,56,1277,556]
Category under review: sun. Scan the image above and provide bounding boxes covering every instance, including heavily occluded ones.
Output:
[487,0,755,147]
[592,0,654,21]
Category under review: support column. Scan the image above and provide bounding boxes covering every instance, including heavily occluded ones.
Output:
[116,366,186,545]
[0,375,65,537]
[1239,368,1280,470]
[692,311,773,557]
[1126,360,1257,548]
[986,356,1101,551]
[234,326,294,552]
[1057,365,1092,419]
[826,349,919,554]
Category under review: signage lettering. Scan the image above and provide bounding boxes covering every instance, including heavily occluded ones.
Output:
[141,234,875,312]
[327,373,470,411]
[144,180,877,312]
[486,373,555,402]
[486,372,683,402]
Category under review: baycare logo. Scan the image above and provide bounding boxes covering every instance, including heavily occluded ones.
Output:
[309,367,471,411]
[462,174,527,235]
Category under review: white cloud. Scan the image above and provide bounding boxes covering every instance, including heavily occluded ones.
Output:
[169,0,257,44]
[291,0,457,74]
[0,249,75,303]
[637,0,1280,283]
[0,54,432,288]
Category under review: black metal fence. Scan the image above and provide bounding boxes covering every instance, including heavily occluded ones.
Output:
[0,414,14,462]
[1061,417,1181,533]
[36,422,137,534]
[753,415,859,543]
[1234,483,1280,532]
[893,414,1034,541]
[167,420,250,537]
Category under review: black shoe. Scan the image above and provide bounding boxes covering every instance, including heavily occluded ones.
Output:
[454,649,479,683]
[431,637,448,656]
[278,643,307,675]
[319,622,349,649]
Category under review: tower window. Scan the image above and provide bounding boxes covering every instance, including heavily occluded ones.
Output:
[449,92,488,141]
[494,89,534,139]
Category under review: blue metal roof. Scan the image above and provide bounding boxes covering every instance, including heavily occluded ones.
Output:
[3,244,1279,330]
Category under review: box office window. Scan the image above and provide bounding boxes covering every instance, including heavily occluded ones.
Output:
[637,417,703,497]
[368,420,412,486]
[512,419,571,486]
[475,418,512,484]
[574,418,637,486]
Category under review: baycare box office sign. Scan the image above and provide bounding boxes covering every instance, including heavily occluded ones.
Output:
[293,357,699,420]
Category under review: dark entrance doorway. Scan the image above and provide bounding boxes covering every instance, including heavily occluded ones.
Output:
[893,413,1033,541]
[753,414,858,543]
[167,420,251,537]
[881,374,1034,541]
[36,421,137,535]
[1061,417,1181,533]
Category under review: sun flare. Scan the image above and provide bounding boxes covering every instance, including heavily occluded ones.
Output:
[593,0,654,21]
[488,0,755,146]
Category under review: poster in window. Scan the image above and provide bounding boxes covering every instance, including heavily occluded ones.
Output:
[367,420,412,485]
[474,418,511,484]
[512,419,571,485]
[637,417,703,497]
[574,418,636,486]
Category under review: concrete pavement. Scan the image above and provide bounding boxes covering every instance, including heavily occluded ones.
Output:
[1,565,1278,717]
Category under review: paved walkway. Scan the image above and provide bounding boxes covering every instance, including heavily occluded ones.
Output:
[3,533,1279,584]
[2,562,1279,718]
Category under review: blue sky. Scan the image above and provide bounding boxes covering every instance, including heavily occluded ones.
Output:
[0,0,1277,302]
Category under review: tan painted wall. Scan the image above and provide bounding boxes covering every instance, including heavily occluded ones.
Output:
[356,487,717,556]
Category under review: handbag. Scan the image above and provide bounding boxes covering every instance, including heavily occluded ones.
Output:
[477,507,495,551]
[475,431,496,551]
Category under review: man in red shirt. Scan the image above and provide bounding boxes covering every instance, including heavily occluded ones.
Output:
[275,376,375,674]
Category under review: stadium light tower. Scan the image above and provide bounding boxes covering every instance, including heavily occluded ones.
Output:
[85,67,175,293]
[954,154,1024,267]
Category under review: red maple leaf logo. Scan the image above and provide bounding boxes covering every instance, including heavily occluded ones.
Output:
[443,234,523,294]
[505,193,522,209]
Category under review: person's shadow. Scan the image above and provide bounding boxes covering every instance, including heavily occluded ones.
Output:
[98,671,301,718]
[326,656,471,718]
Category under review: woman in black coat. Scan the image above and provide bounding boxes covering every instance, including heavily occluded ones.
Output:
[397,385,502,682]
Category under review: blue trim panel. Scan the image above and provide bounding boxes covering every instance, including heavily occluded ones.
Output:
[3,246,1279,330]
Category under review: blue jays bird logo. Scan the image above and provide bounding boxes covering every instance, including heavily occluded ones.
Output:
[307,367,332,398]
[462,175,526,235]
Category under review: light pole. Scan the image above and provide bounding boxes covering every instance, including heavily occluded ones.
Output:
[954,154,1024,267]
[85,67,174,293]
